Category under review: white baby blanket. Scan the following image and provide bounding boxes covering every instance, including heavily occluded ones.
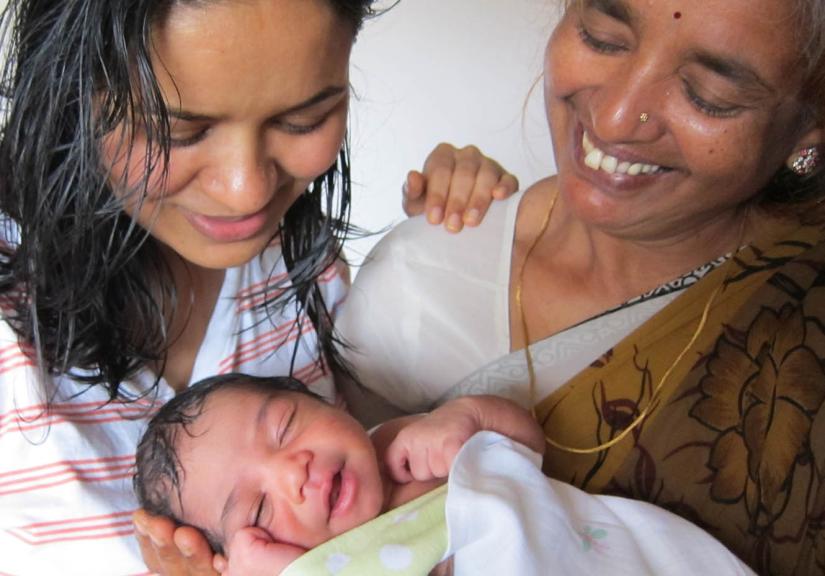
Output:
[283,431,754,575]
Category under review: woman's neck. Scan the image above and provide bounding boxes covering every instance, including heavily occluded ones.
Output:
[154,249,226,392]
[510,179,795,347]
[534,180,791,302]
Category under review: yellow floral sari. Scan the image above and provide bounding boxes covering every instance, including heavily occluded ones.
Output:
[537,222,825,576]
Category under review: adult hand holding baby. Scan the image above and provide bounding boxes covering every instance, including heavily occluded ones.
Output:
[134,510,217,576]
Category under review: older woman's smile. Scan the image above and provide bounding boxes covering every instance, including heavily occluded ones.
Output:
[581,130,665,175]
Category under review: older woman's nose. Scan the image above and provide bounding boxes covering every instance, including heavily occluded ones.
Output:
[588,69,662,143]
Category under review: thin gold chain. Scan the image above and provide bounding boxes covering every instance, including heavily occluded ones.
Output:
[516,190,730,455]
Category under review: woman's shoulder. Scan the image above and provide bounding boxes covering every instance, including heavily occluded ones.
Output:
[338,194,526,412]
[512,176,557,243]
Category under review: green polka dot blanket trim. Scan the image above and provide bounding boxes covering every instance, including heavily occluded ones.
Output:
[282,484,448,576]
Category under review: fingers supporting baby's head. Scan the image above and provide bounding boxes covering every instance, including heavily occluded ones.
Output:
[133,373,319,554]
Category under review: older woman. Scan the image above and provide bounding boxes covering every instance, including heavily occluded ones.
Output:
[340,0,825,573]
[0,1,517,575]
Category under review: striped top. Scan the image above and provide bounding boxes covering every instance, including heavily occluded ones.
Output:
[0,244,348,576]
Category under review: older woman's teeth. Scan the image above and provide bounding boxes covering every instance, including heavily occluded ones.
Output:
[582,131,661,175]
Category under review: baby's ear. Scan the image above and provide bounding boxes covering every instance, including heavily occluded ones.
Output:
[224,527,306,575]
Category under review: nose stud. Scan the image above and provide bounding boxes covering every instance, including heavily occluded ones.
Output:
[639,112,650,124]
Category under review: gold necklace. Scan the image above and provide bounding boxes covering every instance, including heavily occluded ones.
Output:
[515,191,730,455]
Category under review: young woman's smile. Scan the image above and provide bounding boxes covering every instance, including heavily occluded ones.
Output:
[180,206,273,243]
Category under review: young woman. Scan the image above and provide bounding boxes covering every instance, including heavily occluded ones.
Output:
[0,1,515,574]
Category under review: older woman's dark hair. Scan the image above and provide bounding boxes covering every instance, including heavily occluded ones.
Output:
[0,0,374,399]
[134,373,318,553]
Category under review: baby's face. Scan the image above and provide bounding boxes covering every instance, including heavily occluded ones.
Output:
[173,388,385,551]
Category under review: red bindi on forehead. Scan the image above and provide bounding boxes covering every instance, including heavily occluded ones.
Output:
[673,11,682,19]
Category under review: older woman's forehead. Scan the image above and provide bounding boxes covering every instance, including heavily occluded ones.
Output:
[574,0,807,85]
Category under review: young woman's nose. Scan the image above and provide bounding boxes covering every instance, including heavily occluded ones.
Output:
[200,133,279,215]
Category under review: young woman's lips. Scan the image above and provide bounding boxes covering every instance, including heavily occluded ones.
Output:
[183,208,270,243]
[329,467,356,521]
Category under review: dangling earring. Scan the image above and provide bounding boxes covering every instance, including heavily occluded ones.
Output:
[788,146,821,176]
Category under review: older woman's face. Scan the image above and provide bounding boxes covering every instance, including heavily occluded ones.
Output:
[101,0,352,270]
[545,0,820,240]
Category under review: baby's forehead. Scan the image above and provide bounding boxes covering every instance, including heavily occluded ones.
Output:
[198,385,290,418]
[209,383,311,406]
[183,385,316,440]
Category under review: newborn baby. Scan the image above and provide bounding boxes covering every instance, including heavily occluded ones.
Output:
[134,373,544,575]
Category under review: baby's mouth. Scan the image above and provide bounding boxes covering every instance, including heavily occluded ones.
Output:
[329,471,342,512]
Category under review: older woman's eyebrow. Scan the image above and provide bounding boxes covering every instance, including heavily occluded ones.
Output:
[585,0,635,26]
[689,50,774,95]
[583,0,773,96]
[166,85,348,123]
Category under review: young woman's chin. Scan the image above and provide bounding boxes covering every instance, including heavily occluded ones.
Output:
[164,237,279,271]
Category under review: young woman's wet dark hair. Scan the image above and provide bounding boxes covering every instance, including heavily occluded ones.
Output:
[0,0,375,399]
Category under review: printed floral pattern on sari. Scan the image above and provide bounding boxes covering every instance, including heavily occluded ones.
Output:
[689,298,825,569]
[540,227,825,574]
[692,303,825,514]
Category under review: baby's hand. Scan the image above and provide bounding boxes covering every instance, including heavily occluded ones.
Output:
[383,398,483,483]
[214,527,306,576]
[403,143,518,233]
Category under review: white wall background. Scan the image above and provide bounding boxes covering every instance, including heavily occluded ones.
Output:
[346,0,560,269]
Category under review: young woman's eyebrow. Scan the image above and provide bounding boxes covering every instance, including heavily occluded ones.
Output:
[166,85,348,123]
[585,0,635,26]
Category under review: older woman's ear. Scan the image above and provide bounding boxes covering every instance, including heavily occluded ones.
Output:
[786,127,824,176]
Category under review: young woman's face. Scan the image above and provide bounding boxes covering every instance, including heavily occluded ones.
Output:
[545,0,820,241]
[101,0,353,270]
